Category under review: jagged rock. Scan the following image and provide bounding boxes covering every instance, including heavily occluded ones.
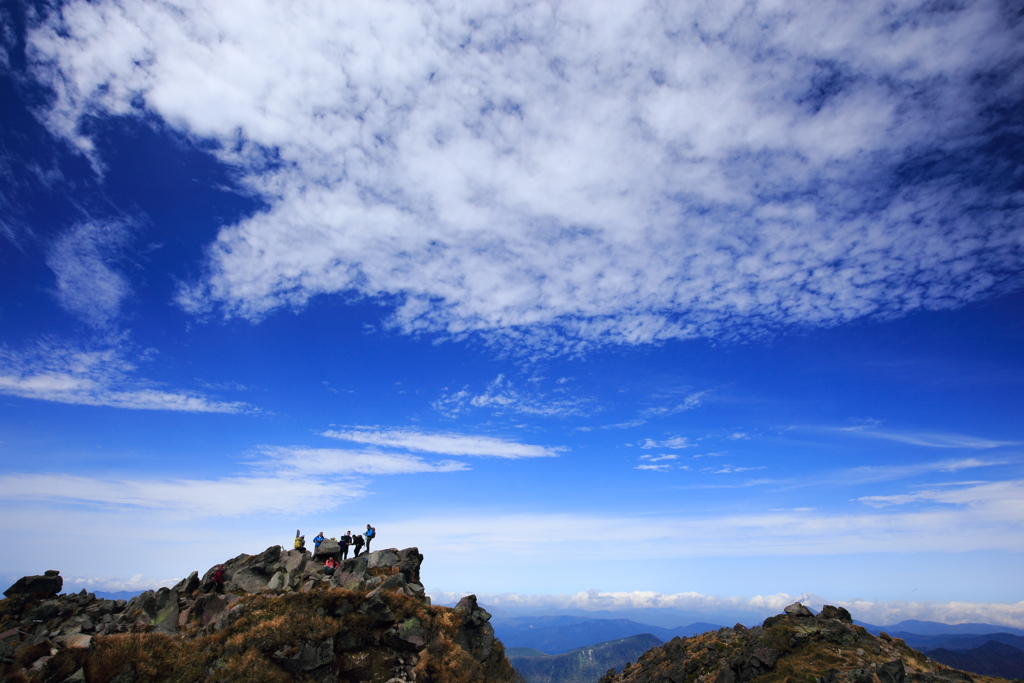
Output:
[272,637,334,678]
[819,604,854,622]
[785,601,814,617]
[361,594,396,627]
[172,571,199,595]
[384,617,427,651]
[114,587,179,633]
[454,594,496,663]
[4,570,63,598]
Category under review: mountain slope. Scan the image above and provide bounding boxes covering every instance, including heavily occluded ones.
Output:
[510,633,664,683]
[925,641,1024,680]
[597,603,1012,683]
[0,546,524,683]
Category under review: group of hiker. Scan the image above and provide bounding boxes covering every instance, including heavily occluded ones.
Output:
[294,525,377,575]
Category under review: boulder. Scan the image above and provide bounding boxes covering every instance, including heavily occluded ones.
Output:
[453,594,496,663]
[784,602,814,617]
[4,570,63,598]
[172,571,200,595]
[272,637,334,678]
[315,539,340,557]
[816,605,852,623]
[54,634,93,651]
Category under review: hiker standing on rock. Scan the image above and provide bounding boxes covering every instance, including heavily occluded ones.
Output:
[340,531,352,560]
[352,532,364,557]
[313,531,325,557]
[364,524,376,553]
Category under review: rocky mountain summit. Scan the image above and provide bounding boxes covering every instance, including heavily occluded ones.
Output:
[1,546,524,683]
[597,603,1012,683]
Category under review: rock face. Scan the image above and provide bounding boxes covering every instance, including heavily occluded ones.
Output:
[0,547,524,683]
[598,602,1006,683]
[3,570,63,598]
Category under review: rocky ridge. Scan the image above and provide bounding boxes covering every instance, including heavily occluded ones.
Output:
[1,546,524,683]
[596,603,1012,683]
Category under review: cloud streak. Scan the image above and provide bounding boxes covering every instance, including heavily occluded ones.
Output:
[321,428,562,459]
[0,340,250,413]
[26,0,1024,352]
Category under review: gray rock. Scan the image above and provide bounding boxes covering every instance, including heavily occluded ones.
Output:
[172,571,200,595]
[385,617,427,652]
[273,637,334,677]
[817,605,853,623]
[361,595,396,627]
[784,602,814,617]
[4,570,63,598]
[316,539,341,557]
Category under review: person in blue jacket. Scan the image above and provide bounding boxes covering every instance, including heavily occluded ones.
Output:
[313,531,325,557]
[364,524,376,553]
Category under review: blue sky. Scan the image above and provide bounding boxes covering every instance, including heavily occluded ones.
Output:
[2,0,1023,627]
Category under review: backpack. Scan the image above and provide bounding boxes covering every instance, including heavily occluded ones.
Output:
[366,527,375,539]
[294,536,304,549]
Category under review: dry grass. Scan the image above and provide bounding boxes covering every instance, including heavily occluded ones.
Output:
[85,633,182,683]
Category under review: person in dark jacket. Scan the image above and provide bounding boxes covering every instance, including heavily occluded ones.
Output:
[340,531,352,560]
[352,533,364,557]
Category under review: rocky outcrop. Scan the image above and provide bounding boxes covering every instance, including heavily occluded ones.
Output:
[598,603,1007,683]
[0,547,523,683]
[3,570,63,599]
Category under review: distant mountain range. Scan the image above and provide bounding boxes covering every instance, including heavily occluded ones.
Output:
[493,611,1024,682]
[508,634,664,683]
[491,614,724,655]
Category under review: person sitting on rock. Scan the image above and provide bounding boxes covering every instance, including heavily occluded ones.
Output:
[324,556,339,576]
[294,534,305,552]
[340,531,352,560]
[352,533,364,557]
[364,524,376,553]
[313,531,325,556]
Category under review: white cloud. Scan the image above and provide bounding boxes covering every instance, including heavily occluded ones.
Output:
[0,445,470,518]
[704,465,766,474]
[0,472,361,517]
[432,375,592,418]
[640,454,679,462]
[640,392,707,419]
[640,436,695,449]
[0,340,250,413]
[256,446,470,475]
[384,484,1024,560]
[26,0,1024,351]
[729,433,748,440]
[46,220,132,327]
[635,464,672,472]
[837,427,1020,450]
[840,457,1007,484]
[321,427,561,459]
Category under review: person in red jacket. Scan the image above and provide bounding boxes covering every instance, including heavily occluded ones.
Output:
[210,565,225,593]
[324,556,339,576]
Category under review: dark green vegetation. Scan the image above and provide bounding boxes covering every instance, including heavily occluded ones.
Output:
[509,634,663,683]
